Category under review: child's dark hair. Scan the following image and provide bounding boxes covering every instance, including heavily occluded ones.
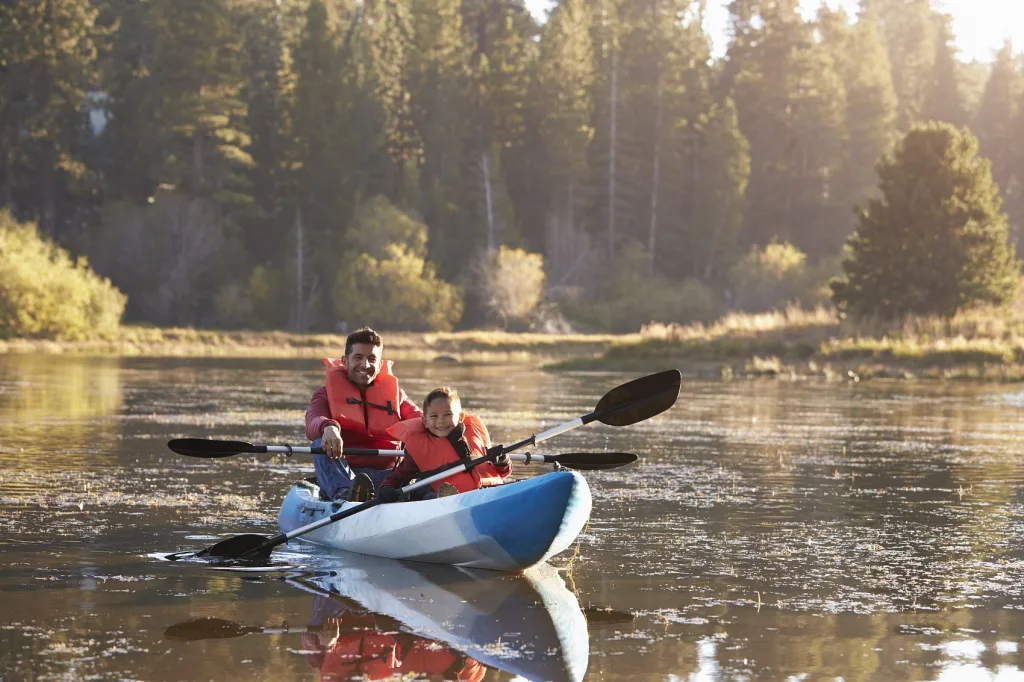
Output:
[344,327,383,356]
[423,386,461,412]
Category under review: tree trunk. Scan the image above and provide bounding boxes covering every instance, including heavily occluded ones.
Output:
[293,207,306,332]
[482,150,495,251]
[607,51,618,260]
[39,142,57,236]
[648,80,662,275]
[1,146,12,208]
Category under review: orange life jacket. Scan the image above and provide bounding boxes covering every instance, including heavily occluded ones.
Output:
[387,413,504,493]
[318,613,399,682]
[323,358,403,466]
[398,640,486,682]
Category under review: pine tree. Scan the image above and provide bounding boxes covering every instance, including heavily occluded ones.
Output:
[725,0,847,258]
[147,0,253,202]
[832,122,1019,318]
[361,0,419,195]
[846,2,897,203]
[973,42,1020,195]
[879,0,936,130]
[239,0,305,267]
[461,0,537,252]
[533,0,594,280]
[921,12,967,127]
[0,0,102,237]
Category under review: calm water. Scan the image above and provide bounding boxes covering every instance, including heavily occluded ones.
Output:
[3,355,1024,681]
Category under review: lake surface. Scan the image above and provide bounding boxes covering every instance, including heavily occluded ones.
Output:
[3,354,1024,681]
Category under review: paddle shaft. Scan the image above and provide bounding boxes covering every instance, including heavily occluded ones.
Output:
[505,388,672,451]
[237,450,501,558]
[264,445,403,457]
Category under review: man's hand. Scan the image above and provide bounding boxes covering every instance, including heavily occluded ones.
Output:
[318,617,341,648]
[494,451,510,468]
[322,424,343,459]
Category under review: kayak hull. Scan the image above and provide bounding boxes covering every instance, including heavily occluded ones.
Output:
[277,471,592,572]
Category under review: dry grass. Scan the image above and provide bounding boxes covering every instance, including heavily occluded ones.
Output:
[551,300,1024,380]
[0,325,629,363]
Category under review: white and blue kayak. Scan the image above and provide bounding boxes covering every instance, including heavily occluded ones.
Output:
[277,471,592,572]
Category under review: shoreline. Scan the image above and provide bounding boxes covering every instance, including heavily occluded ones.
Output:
[0,326,629,364]
[3,323,1024,381]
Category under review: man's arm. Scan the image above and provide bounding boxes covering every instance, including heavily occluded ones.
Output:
[305,386,339,442]
[397,388,423,420]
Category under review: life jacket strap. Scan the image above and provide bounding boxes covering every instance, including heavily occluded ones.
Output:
[345,396,395,416]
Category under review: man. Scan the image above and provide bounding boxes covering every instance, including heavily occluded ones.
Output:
[305,327,422,501]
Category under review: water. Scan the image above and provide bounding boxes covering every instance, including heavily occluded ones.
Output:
[3,355,1024,680]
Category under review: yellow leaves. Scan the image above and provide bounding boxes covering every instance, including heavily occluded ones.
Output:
[0,211,126,340]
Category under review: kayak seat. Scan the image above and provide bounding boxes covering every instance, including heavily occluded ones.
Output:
[297,476,332,501]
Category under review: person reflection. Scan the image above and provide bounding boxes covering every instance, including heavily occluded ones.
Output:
[301,594,485,681]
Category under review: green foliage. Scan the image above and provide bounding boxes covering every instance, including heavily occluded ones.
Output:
[832,122,1021,319]
[561,242,721,332]
[920,13,967,127]
[728,242,811,312]
[476,246,546,329]
[0,0,102,235]
[346,196,429,259]
[0,211,125,340]
[330,197,462,331]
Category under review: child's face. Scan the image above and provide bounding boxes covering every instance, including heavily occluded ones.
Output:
[424,396,461,437]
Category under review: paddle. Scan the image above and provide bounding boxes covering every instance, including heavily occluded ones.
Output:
[167,438,403,459]
[186,370,679,561]
[165,616,313,641]
[167,437,633,470]
[502,368,682,451]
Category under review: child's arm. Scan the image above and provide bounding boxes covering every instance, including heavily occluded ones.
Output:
[478,417,512,478]
[380,455,419,490]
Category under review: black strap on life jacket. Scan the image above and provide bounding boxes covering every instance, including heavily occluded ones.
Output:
[346,396,395,416]
[446,423,471,461]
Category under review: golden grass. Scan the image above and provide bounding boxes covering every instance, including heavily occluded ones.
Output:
[0,325,629,363]
[549,301,1024,380]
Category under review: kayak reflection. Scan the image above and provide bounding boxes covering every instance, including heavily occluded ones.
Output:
[288,552,589,682]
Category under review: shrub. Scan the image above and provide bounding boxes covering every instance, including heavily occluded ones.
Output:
[475,246,546,329]
[560,242,722,332]
[333,243,463,331]
[331,196,463,331]
[0,211,126,340]
[728,241,809,312]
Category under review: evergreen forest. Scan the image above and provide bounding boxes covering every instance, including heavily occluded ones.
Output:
[2,0,1022,335]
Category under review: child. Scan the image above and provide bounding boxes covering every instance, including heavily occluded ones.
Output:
[377,386,511,502]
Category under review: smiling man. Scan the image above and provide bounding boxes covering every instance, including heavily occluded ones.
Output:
[305,327,422,501]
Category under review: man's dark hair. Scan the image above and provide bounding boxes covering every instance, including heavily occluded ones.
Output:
[345,327,383,357]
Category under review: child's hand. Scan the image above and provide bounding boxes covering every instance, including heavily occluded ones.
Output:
[494,451,510,467]
[378,485,400,503]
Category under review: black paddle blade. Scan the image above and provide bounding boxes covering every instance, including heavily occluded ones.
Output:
[196,533,273,559]
[552,452,637,470]
[165,617,257,641]
[167,438,257,458]
[595,369,681,426]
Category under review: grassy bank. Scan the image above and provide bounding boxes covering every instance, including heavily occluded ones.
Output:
[6,306,1024,380]
[548,305,1024,381]
[0,325,631,363]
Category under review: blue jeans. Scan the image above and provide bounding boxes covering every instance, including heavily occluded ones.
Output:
[311,438,394,501]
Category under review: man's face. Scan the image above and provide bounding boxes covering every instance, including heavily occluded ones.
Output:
[342,343,383,387]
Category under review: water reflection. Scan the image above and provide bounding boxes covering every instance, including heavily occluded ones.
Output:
[163,552,589,682]
[288,552,589,682]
